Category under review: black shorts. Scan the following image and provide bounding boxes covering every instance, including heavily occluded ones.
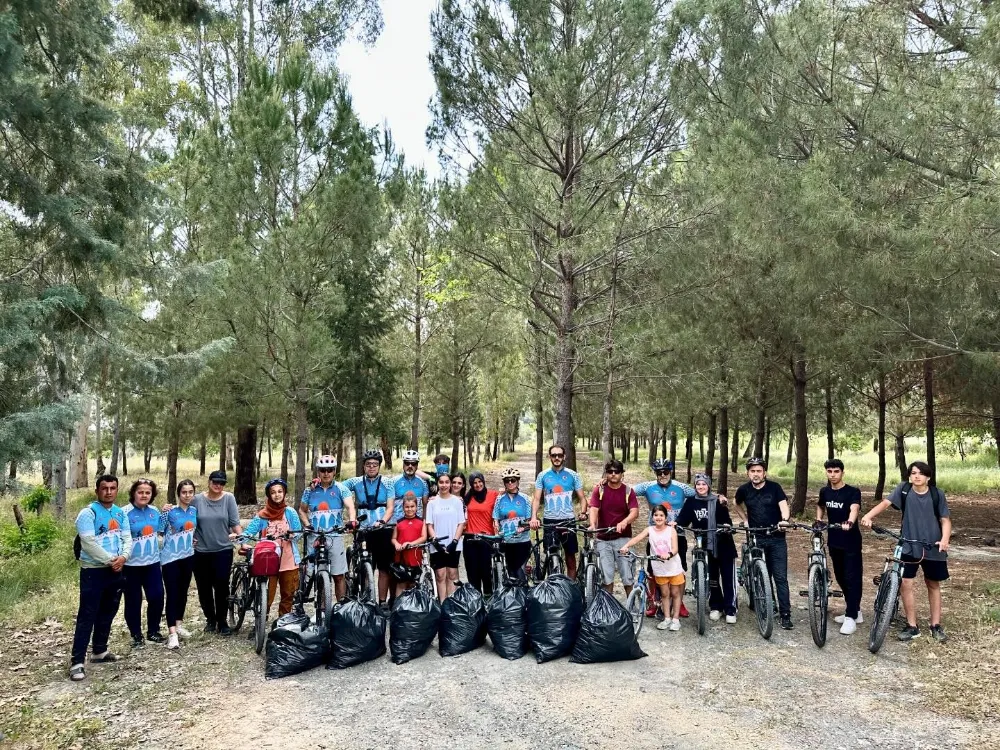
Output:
[366,526,395,572]
[430,550,461,570]
[543,520,579,555]
[901,554,949,582]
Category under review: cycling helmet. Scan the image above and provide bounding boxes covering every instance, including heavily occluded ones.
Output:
[499,467,520,480]
[402,449,420,462]
[389,563,418,583]
[264,478,287,499]
[362,449,383,464]
[746,457,767,469]
[651,458,674,472]
[316,454,337,469]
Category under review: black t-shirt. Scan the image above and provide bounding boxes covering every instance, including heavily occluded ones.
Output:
[676,496,738,559]
[735,480,787,533]
[817,485,862,550]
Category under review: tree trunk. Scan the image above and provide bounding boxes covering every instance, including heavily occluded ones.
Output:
[554,274,577,470]
[792,354,809,516]
[684,417,694,482]
[166,401,182,499]
[633,431,640,463]
[719,406,729,496]
[825,381,835,460]
[199,434,207,476]
[219,431,228,472]
[293,401,308,507]
[226,441,234,471]
[705,413,717,478]
[235,424,257,505]
[451,412,461,469]
[648,423,659,464]
[992,400,1000,470]
[354,410,365,477]
[875,375,888,500]
[281,422,291,482]
[785,421,794,464]
[600,360,614,463]
[42,460,52,488]
[410,278,423,451]
[894,433,908,482]
[698,431,704,464]
[94,393,105,477]
[267,432,273,468]
[534,333,545,477]
[109,395,122,476]
[256,420,266,479]
[335,438,344,479]
[753,390,766,458]
[924,359,936,483]
[381,434,394,471]
[51,436,67,520]
[68,396,91,489]
[121,435,128,476]
[730,418,740,473]
[764,417,771,466]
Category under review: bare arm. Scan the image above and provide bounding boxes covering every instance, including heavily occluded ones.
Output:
[621,526,650,552]
[778,499,790,524]
[861,499,893,528]
[530,488,542,528]
[938,517,952,552]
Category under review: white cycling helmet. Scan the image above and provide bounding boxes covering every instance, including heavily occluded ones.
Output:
[402,449,420,462]
[500,467,520,480]
[315,454,337,469]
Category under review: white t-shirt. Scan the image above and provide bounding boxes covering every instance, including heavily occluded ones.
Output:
[425,495,467,551]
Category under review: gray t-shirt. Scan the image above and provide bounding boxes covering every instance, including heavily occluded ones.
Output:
[887,483,950,561]
[192,492,240,553]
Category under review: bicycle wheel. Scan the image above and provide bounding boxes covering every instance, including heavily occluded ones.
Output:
[314,570,332,628]
[356,562,377,603]
[807,563,828,648]
[868,569,900,654]
[750,558,774,639]
[625,588,646,637]
[584,564,599,606]
[227,565,248,632]
[546,553,563,577]
[491,558,506,594]
[531,545,544,582]
[693,559,708,636]
[254,579,267,655]
[419,566,438,600]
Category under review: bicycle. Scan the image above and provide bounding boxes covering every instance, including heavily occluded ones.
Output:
[344,515,396,603]
[619,551,667,636]
[398,536,447,600]
[529,518,577,581]
[577,526,619,605]
[227,532,298,655]
[867,526,938,654]
[735,524,782,640]
[787,522,845,648]
[465,531,526,592]
[295,525,349,627]
[680,525,736,636]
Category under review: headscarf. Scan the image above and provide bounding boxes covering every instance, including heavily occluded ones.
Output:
[693,473,719,555]
[259,492,287,521]
[465,471,487,506]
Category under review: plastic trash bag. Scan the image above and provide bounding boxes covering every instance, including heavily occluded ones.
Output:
[526,573,584,663]
[486,583,529,660]
[272,610,310,633]
[439,582,487,656]
[265,624,330,679]
[571,589,647,663]
[326,599,387,669]
[390,588,441,664]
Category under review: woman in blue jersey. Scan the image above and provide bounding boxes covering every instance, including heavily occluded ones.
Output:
[123,478,167,648]
[161,479,198,649]
[493,468,533,579]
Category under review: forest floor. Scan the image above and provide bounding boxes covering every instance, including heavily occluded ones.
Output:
[1,453,998,750]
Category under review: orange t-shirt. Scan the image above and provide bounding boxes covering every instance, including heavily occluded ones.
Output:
[464,490,498,535]
[395,517,424,567]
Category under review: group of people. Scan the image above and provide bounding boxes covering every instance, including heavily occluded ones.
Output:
[69,444,953,682]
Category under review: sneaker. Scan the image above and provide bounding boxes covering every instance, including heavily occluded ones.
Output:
[930,625,948,643]
[130,635,145,649]
[780,615,794,630]
[645,603,658,618]
[176,625,192,638]
[897,625,921,641]
[146,632,166,644]
[203,622,218,633]
[835,613,863,624]
[167,633,180,650]
[709,610,722,622]
[90,651,117,663]
[839,617,857,635]
[679,602,690,618]
[669,618,681,631]
[725,614,737,625]
[656,619,671,631]
[218,626,234,637]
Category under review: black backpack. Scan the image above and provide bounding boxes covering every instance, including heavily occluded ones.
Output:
[898,483,945,522]
[73,503,106,560]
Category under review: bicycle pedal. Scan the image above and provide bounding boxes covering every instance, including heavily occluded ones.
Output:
[830,591,844,598]
[797,590,809,596]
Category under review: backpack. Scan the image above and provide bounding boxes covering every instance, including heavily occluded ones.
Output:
[898,483,945,522]
[251,539,282,577]
[73,503,105,560]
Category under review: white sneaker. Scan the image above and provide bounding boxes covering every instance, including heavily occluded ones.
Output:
[834,613,863,624]
[669,618,681,632]
[167,633,180,650]
[176,625,192,638]
[709,610,722,622]
[839,617,857,635]
[656,619,670,630]
[725,614,737,625]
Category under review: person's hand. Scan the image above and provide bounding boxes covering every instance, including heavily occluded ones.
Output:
[841,522,850,532]
[228,532,238,540]
[668,520,677,527]
[860,515,873,529]
[618,547,630,557]
[778,520,790,529]
[393,541,402,551]
[615,520,628,534]
[109,556,125,572]
[347,520,359,531]
[529,518,540,531]
[577,511,589,521]
[310,477,320,488]
[937,539,950,553]
[162,503,175,512]
[446,540,458,554]
[717,495,728,506]
[192,539,197,547]
[374,520,384,528]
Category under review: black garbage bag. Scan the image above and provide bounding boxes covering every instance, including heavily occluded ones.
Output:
[326,598,387,669]
[571,589,646,663]
[272,610,311,632]
[265,624,330,679]
[439,582,487,656]
[526,573,584,663]
[486,583,529,660]
[390,588,442,664]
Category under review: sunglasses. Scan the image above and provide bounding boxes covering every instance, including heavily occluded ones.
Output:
[549,453,565,459]
[503,477,519,483]
[607,470,622,475]
[318,468,334,473]
[655,470,671,476]
[403,461,418,467]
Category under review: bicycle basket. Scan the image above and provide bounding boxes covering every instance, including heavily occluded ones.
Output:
[251,539,282,577]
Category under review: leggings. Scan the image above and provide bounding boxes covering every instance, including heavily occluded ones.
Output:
[162,556,195,627]
[123,562,164,638]
[463,537,494,598]
[193,549,233,628]
[503,542,532,579]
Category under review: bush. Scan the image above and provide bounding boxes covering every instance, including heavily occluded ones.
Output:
[21,485,54,514]
[0,516,60,556]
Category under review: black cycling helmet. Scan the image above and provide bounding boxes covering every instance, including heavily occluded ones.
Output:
[362,449,383,464]
[264,478,287,498]
[745,457,767,470]
[389,563,418,583]
[651,458,673,472]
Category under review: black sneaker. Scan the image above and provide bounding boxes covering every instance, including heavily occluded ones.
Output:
[780,615,794,630]
[130,635,145,648]
[218,626,234,636]
[898,625,921,641]
[930,625,948,643]
[203,621,218,633]
[146,632,166,644]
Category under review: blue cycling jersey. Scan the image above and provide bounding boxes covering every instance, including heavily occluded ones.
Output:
[534,467,582,520]
[390,474,428,521]
[124,504,166,566]
[634,480,694,524]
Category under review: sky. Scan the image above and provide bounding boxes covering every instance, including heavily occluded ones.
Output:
[338,0,440,175]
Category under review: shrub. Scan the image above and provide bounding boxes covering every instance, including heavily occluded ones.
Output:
[21,485,54,514]
[0,516,60,556]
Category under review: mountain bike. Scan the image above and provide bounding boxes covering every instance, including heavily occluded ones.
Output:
[465,531,525,592]
[529,519,577,581]
[680,525,736,636]
[620,551,667,636]
[227,532,298,655]
[735,524,781,640]
[345,516,395,603]
[789,522,844,648]
[295,525,347,627]
[399,536,447,600]
[578,526,617,605]
[867,526,938,654]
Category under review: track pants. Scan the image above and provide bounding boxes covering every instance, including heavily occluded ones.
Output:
[123,562,164,638]
[829,546,864,620]
[463,537,494,598]
[194,549,233,628]
[71,567,123,666]
[707,554,738,616]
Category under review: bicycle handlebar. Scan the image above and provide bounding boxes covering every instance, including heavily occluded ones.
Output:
[679,525,737,536]
[871,526,939,548]
[620,550,669,562]
[582,526,619,536]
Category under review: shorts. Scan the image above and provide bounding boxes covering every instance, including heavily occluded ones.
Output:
[543,520,579,556]
[365,526,395,572]
[655,573,686,587]
[306,534,347,576]
[901,554,949,582]
[430,550,461,570]
[596,537,634,586]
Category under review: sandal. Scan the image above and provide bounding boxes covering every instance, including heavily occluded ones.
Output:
[69,664,86,681]
[90,652,118,664]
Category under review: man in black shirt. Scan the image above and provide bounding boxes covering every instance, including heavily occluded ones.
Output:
[816,458,863,635]
[734,458,793,630]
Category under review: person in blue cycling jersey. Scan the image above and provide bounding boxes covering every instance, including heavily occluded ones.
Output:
[634,459,695,618]
[341,449,396,610]
[298,454,355,601]
[530,444,587,580]
[493,467,533,579]
[391,449,428,520]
